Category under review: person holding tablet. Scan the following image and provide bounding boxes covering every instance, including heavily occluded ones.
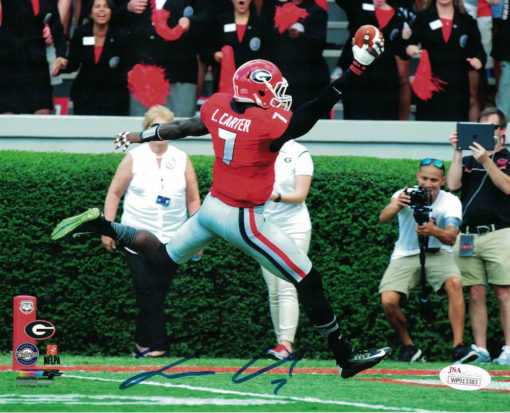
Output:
[447,106,510,365]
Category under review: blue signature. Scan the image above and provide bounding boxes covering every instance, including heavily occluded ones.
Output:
[120,351,301,394]
[119,358,215,390]
[232,352,300,394]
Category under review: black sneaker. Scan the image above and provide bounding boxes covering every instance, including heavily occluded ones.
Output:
[338,347,392,379]
[453,343,478,364]
[51,208,102,240]
[398,344,423,362]
[132,346,169,358]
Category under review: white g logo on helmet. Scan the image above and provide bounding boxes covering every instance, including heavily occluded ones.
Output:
[251,69,272,84]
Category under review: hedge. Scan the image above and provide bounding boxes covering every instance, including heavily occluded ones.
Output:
[0,150,504,361]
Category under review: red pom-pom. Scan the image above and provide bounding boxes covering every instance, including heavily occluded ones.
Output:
[354,25,381,48]
[274,3,309,34]
[411,49,447,101]
[127,64,170,109]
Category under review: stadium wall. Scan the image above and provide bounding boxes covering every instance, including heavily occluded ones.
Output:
[0,115,458,159]
[0,151,503,361]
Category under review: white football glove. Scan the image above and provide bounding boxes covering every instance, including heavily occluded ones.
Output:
[352,29,384,66]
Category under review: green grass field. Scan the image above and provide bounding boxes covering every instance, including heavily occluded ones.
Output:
[1,354,509,412]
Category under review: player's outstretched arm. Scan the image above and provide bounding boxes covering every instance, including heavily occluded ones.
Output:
[270,34,384,151]
[114,115,208,152]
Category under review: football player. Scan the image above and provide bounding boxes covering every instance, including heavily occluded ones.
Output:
[52,32,390,378]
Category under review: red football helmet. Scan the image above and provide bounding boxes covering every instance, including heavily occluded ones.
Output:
[232,59,292,110]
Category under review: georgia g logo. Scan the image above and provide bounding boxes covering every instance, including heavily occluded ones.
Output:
[251,69,272,83]
[25,320,56,340]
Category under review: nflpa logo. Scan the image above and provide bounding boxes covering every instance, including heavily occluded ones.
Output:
[45,345,60,365]
[47,345,58,356]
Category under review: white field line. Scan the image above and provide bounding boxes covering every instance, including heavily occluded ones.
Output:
[0,394,287,406]
[58,373,442,412]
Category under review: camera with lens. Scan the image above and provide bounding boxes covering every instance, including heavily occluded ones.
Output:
[405,186,432,225]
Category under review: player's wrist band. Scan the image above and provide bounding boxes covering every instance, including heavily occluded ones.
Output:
[349,60,367,76]
[275,193,282,202]
[140,125,163,142]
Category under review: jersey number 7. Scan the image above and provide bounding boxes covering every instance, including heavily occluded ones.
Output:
[218,128,237,165]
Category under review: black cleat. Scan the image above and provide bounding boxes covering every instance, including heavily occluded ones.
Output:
[453,343,478,364]
[338,347,392,379]
[398,344,423,362]
[51,208,102,240]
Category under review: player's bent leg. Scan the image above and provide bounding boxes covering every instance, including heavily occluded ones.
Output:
[230,206,392,377]
[51,208,174,268]
[165,206,218,264]
[51,208,103,240]
[296,267,392,378]
[234,206,312,282]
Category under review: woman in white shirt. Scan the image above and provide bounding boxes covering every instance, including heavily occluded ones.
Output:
[101,105,201,357]
[263,139,313,360]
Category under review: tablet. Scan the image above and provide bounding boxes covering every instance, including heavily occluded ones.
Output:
[457,122,495,151]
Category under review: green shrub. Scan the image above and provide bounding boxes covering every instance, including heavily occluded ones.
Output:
[0,151,503,360]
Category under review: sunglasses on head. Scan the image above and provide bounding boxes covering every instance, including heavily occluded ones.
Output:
[420,158,445,171]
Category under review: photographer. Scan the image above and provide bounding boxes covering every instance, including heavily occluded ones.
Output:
[447,107,510,365]
[379,158,475,363]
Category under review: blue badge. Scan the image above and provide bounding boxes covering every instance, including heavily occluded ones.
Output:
[249,37,261,51]
[459,34,468,48]
[109,56,120,68]
[156,195,170,207]
[183,6,194,17]
[15,343,39,366]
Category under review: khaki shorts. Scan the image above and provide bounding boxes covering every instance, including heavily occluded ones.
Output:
[453,228,510,287]
[379,250,461,298]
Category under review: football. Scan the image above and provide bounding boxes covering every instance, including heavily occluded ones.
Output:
[353,25,382,48]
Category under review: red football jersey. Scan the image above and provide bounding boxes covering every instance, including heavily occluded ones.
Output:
[201,93,292,207]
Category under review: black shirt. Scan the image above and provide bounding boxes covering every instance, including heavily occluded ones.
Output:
[460,148,510,228]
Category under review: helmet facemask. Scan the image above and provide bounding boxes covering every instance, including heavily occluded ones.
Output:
[268,78,292,111]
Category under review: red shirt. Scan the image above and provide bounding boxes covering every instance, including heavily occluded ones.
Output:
[201,93,292,207]
[375,7,394,30]
[236,24,247,43]
[94,45,103,64]
[440,18,452,42]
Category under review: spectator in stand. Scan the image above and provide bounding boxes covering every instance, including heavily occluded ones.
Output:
[115,0,212,117]
[492,0,509,120]
[335,0,410,120]
[262,139,313,360]
[202,0,275,92]
[0,0,68,114]
[102,105,201,357]
[54,0,130,115]
[447,107,510,365]
[462,0,499,120]
[274,0,330,116]
[406,0,486,122]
